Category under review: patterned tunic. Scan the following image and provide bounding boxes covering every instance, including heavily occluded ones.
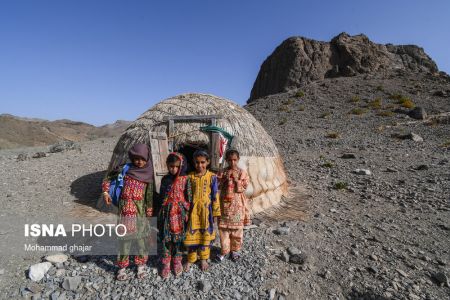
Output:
[102,174,153,237]
[184,170,221,247]
[158,174,192,243]
[218,168,251,229]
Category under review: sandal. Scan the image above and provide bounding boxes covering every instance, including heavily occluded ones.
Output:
[173,258,183,277]
[160,263,170,279]
[137,265,147,279]
[183,262,192,272]
[116,268,128,281]
[215,253,227,263]
[231,252,241,261]
[200,259,209,271]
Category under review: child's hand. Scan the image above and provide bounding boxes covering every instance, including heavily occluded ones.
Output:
[232,170,240,181]
[103,193,112,205]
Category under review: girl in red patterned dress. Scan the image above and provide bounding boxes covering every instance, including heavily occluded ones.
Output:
[216,149,251,261]
[157,152,191,279]
[102,143,154,281]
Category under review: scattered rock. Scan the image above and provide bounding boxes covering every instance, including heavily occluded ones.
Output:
[26,282,43,294]
[197,280,212,293]
[408,107,427,120]
[48,141,81,153]
[28,262,52,282]
[32,152,47,158]
[432,272,449,287]
[268,288,276,300]
[16,153,29,161]
[433,90,448,97]
[287,247,301,256]
[354,169,372,175]
[289,253,307,265]
[407,133,424,142]
[45,253,68,264]
[274,226,290,235]
[341,153,356,159]
[415,164,429,171]
[62,276,81,291]
[396,269,408,278]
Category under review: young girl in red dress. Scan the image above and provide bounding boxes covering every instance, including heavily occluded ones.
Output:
[157,152,191,279]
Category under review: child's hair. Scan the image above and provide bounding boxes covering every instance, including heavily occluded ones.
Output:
[193,149,210,160]
[166,153,182,164]
[225,149,240,160]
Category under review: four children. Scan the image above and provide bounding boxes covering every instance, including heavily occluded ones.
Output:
[103,144,251,280]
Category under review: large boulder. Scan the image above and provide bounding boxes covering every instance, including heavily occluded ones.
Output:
[248,32,439,102]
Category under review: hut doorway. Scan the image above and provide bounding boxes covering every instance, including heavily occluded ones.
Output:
[177,142,208,174]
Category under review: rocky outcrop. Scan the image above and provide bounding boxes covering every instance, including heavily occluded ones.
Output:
[248,32,439,102]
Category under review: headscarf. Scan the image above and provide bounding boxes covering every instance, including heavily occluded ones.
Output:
[167,152,187,177]
[126,143,154,183]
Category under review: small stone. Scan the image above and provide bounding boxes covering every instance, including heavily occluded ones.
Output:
[289,253,307,265]
[432,272,449,287]
[28,262,52,282]
[408,107,427,120]
[354,169,372,175]
[369,254,378,261]
[50,291,60,300]
[26,283,43,294]
[415,164,428,171]
[45,253,68,264]
[197,280,212,293]
[287,247,301,256]
[32,152,47,159]
[407,133,424,142]
[341,153,356,159]
[55,269,66,277]
[0,269,4,275]
[396,269,408,277]
[368,266,379,274]
[16,153,29,161]
[273,226,290,235]
[62,276,81,291]
[268,288,276,300]
[244,224,258,230]
[329,208,337,213]
[280,251,290,262]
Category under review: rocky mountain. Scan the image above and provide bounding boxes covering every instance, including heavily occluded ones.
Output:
[0,114,131,149]
[249,32,442,101]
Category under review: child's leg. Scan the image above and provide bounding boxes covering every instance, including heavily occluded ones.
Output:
[160,241,172,278]
[117,239,132,269]
[230,227,244,253]
[134,238,148,266]
[219,229,231,256]
[199,246,210,271]
[172,241,183,276]
[184,246,198,272]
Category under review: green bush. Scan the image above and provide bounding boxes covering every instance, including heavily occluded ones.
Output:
[295,90,305,98]
[349,108,368,115]
[333,182,348,190]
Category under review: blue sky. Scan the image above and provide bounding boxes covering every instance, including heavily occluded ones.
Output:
[1,0,449,126]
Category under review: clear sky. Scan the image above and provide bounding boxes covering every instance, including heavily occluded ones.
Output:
[1,0,449,126]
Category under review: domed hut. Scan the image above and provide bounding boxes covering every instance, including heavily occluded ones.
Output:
[99,93,287,214]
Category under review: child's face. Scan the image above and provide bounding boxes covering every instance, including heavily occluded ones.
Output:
[226,154,239,169]
[132,156,147,168]
[168,161,181,175]
[194,155,209,174]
